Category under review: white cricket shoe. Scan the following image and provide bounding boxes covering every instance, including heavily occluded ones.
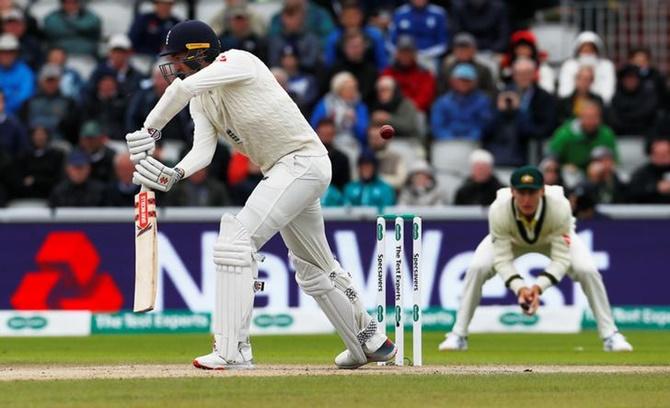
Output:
[438,333,468,351]
[335,338,397,369]
[603,332,633,352]
[192,342,254,370]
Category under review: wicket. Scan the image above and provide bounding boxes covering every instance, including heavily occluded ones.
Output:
[376,214,422,366]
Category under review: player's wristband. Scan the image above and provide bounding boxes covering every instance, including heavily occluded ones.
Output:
[535,272,557,293]
[505,275,525,295]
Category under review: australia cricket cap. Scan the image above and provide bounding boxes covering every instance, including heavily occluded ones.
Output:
[510,165,544,190]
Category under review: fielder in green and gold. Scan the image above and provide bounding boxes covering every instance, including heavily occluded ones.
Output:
[439,165,633,352]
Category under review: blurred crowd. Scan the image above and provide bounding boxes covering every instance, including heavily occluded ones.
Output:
[1,0,670,214]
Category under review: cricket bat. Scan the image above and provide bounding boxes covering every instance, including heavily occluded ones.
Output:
[133,185,158,312]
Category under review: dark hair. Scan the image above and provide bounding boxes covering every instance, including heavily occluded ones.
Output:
[629,47,651,59]
[316,118,336,128]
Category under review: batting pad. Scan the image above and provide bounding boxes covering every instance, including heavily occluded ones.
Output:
[213,214,256,363]
[292,252,381,364]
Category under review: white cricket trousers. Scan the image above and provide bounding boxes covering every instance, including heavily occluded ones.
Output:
[451,233,618,339]
[236,153,339,279]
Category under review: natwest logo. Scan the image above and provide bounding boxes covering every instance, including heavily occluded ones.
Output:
[11,232,123,311]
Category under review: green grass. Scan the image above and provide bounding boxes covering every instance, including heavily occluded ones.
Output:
[2,332,669,407]
[1,331,669,366]
[2,374,670,408]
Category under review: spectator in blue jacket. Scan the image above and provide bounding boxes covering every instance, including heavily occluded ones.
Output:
[0,34,34,115]
[343,150,396,208]
[390,0,449,63]
[430,63,492,141]
[128,0,180,56]
[277,44,319,116]
[311,71,369,154]
[0,90,29,156]
[43,0,101,57]
[267,2,322,72]
[324,0,388,70]
[87,34,144,99]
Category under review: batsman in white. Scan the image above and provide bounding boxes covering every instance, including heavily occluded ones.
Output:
[439,166,633,352]
[126,20,396,369]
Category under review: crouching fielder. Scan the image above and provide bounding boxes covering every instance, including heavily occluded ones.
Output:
[126,20,396,369]
[439,166,632,352]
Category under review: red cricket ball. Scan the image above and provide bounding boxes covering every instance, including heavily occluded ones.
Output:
[380,124,395,140]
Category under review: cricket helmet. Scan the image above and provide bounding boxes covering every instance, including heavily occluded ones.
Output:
[159,20,221,82]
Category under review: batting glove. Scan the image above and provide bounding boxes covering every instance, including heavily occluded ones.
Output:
[133,156,184,192]
[126,128,161,163]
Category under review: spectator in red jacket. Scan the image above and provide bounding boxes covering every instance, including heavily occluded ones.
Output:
[381,35,436,112]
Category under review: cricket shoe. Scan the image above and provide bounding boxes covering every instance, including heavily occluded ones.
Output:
[192,342,254,370]
[335,338,397,369]
[603,332,633,352]
[438,333,468,351]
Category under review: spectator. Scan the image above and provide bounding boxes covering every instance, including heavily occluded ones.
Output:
[327,30,378,105]
[82,74,127,140]
[629,47,666,107]
[485,58,557,166]
[19,63,80,143]
[0,149,12,206]
[438,32,496,97]
[499,30,555,94]
[227,151,263,205]
[2,9,41,70]
[277,45,318,116]
[315,118,350,191]
[628,138,670,204]
[165,167,232,207]
[49,148,105,207]
[607,64,658,137]
[397,159,447,205]
[270,66,296,101]
[451,0,509,53]
[43,0,101,57]
[585,146,627,204]
[558,31,616,104]
[267,2,322,72]
[321,184,345,207]
[0,89,28,156]
[78,120,115,183]
[539,155,563,187]
[549,100,618,171]
[381,35,436,112]
[126,63,192,142]
[0,33,34,114]
[367,121,407,190]
[210,0,266,38]
[16,126,64,199]
[370,76,422,140]
[88,34,144,99]
[557,65,604,124]
[268,0,335,47]
[128,0,180,56]
[454,149,503,205]
[46,47,84,102]
[0,0,40,39]
[219,5,267,63]
[568,182,606,220]
[324,0,388,70]
[343,151,395,208]
[103,153,138,206]
[311,71,369,161]
[430,63,492,141]
[390,0,449,66]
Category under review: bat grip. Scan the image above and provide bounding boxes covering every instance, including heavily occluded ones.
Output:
[140,184,151,193]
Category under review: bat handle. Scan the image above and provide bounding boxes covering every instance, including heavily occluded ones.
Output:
[140,184,151,193]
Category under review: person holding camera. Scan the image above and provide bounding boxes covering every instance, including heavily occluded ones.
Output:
[484,57,557,167]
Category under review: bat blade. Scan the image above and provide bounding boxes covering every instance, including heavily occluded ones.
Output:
[133,188,158,313]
